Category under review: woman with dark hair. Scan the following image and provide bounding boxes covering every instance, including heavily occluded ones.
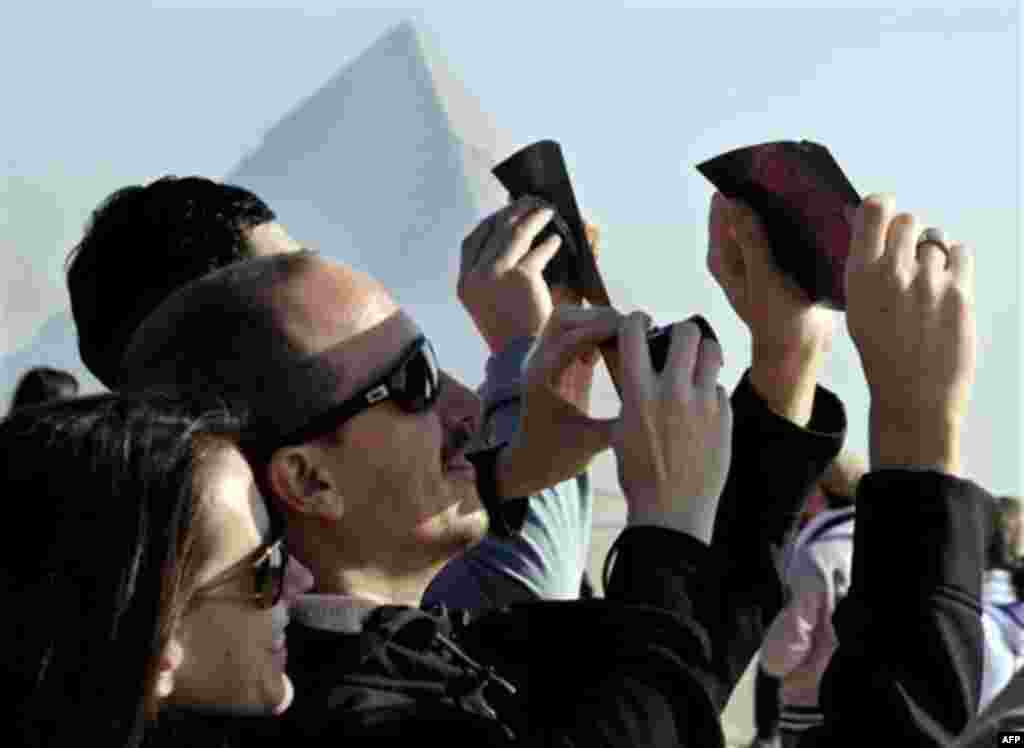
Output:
[980,495,1024,712]
[1,393,313,747]
[9,365,79,410]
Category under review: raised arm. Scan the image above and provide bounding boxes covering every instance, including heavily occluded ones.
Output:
[425,199,606,610]
[700,192,845,702]
[805,195,986,746]
[447,313,734,747]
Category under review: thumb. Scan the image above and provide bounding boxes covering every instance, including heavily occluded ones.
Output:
[546,324,619,384]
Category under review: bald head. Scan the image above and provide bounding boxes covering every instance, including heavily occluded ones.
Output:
[121,251,402,444]
[269,256,400,356]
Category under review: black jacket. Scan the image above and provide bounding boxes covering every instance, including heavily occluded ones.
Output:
[267,372,845,746]
[801,470,991,748]
[956,666,1024,746]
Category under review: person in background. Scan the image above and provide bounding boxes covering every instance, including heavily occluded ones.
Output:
[10,366,79,411]
[759,451,867,747]
[66,175,301,391]
[749,481,829,748]
[1,394,313,747]
[979,495,1024,712]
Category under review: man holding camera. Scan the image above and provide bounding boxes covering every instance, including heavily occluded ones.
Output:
[66,178,602,614]
[70,164,995,744]
[118,183,852,743]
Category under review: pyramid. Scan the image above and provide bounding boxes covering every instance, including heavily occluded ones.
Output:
[0,21,514,404]
[228,20,517,387]
[0,237,100,405]
[0,311,103,403]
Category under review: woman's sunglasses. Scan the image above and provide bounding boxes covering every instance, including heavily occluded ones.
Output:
[272,334,442,449]
[191,538,289,610]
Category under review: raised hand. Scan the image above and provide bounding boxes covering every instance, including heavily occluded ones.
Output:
[493,304,622,498]
[611,313,732,543]
[844,194,976,475]
[458,196,561,353]
[707,191,837,425]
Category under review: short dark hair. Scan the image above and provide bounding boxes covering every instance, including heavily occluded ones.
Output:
[120,250,344,450]
[66,176,276,390]
[10,367,79,411]
[1,393,246,747]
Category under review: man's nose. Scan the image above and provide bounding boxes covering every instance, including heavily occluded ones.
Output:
[283,556,315,602]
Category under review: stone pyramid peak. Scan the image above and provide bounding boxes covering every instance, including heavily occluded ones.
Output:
[227,22,516,386]
[234,19,514,181]
[393,20,514,159]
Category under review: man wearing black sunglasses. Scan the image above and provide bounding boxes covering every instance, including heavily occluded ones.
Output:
[117,197,842,746]
[67,175,608,619]
[120,241,732,745]
[121,246,623,606]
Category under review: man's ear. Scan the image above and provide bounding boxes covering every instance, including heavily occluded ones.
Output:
[155,636,185,701]
[268,446,343,521]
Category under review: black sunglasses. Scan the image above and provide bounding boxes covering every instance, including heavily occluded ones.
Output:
[274,334,442,449]
[192,538,289,610]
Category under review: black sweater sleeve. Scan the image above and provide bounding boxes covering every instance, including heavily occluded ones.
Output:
[803,470,990,748]
[561,527,727,747]
[461,528,727,747]
[462,370,845,745]
[700,370,846,705]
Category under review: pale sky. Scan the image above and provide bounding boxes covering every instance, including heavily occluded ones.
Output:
[1,2,1019,497]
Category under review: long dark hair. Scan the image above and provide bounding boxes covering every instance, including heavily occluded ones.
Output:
[1,393,244,748]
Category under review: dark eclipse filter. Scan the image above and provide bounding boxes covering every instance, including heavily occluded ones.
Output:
[493,140,719,372]
[697,140,861,310]
[492,139,593,295]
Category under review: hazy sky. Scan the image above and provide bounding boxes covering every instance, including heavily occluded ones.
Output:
[2,2,1019,497]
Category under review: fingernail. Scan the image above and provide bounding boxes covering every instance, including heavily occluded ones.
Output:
[686,314,719,343]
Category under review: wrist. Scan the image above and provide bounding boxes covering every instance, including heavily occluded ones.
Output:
[495,432,600,500]
[749,344,826,427]
[869,404,962,476]
[626,503,717,545]
[494,444,552,499]
[494,445,524,499]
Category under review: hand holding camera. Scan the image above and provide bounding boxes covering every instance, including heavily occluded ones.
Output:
[496,304,621,498]
[611,314,732,544]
